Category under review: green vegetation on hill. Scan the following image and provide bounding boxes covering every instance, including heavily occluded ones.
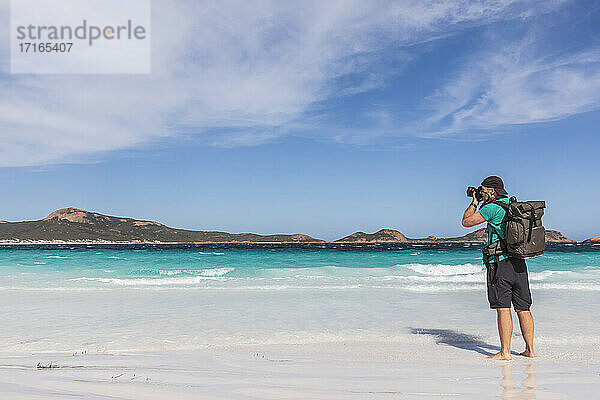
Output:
[0,208,323,243]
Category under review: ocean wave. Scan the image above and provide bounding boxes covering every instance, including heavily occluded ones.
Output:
[199,267,234,276]
[233,264,590,285]
[377,271,570,283]
[44,255,68,259]
[528,270,570,281]
[159,270,183,275]
[158,267,234,277]
[10,258,597,291]
[68,275,230,286]
[70,267,235,286]
[398,263,484,276]
[395,263,576,281]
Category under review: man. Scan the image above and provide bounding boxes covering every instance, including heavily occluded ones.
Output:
[461,176,536,360]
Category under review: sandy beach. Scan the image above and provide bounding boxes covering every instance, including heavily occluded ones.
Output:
[1,246,599,399]
[0,286,598,399]
[1,339,598,399]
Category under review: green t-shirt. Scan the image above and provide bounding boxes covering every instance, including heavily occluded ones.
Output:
[479,197,510,263]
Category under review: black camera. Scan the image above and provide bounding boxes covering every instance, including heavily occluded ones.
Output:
[466,186,484,201]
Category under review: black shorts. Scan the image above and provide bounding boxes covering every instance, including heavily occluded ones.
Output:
[486,257,532,311]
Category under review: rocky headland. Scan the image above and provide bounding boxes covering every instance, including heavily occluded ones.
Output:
[0,208,324,243]
[582,235,600,244]
[0,208,582,244]
[335,228,576,244]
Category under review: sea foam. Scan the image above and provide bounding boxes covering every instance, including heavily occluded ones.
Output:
[158,267,234,276]
[398,263,484,276]
[69,276,230,286]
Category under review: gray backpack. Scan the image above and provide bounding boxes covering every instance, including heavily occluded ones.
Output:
[489,197,546,259]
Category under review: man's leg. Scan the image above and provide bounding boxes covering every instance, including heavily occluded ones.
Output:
[516,310,535,357]
[489,308,513,360]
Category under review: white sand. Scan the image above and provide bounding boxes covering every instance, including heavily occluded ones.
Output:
[1,339,598,399]
[1,270,599,398]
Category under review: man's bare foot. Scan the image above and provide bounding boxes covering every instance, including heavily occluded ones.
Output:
[488,351,512,360]
[519,349,536,358]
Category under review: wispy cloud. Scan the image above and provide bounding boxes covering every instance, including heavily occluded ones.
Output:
[0,0,581,166]
[420,38,600,137]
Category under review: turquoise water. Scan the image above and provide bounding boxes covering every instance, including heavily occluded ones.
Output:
[1,243,599,352]
[1,243,599,291]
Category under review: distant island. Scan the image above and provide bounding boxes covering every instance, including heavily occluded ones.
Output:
[335,228,576,243]
[0,208,589,244]
[582,235,600,244]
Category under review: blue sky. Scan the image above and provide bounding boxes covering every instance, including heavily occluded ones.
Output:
[0,0,599,241]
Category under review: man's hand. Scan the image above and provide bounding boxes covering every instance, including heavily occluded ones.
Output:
[462,198,486,227]
[471,193,479,207]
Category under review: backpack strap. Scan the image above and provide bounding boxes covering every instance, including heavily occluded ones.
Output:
[492,200,509,211]
[488,200,510,262]
[526,203,536,241]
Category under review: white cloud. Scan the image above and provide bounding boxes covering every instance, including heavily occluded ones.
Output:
[420,33,600,137]
[0,0,576,166]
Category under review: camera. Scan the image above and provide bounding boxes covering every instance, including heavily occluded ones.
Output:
[466,186,484,201]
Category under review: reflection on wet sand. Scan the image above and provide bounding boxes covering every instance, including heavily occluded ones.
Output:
[500,361,537,399]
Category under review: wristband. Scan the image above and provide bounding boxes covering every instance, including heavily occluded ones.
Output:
[470,202,478,208]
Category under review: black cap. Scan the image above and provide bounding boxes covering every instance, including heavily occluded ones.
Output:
[481,175,508,196]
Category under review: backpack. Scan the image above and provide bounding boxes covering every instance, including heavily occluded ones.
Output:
[488,196,546,259]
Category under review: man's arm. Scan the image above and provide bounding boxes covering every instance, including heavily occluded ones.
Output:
[462,198,486,227]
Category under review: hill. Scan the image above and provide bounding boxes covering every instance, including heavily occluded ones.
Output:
[334,228,575,243]
[582,235,600,244]
[334,229,409,243]
[334,228,484,243]
[0,208,324,243]
[545,230,577,243]
[0,208,579,244]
